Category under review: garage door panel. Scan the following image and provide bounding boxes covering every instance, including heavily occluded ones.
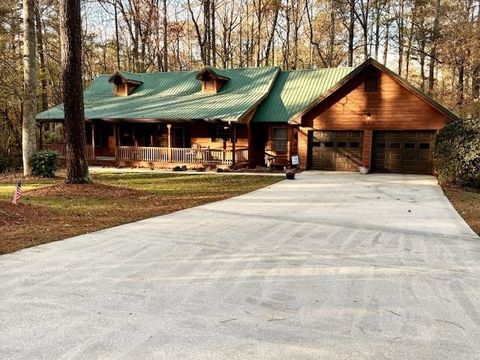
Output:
[310,131,363,171]
[373,131,435,175]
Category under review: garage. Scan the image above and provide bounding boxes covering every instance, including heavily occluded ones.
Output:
[309,131,363,171]
[373,131,435,174]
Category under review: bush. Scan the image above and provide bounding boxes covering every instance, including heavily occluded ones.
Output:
[43,126,64,144]
[435,118,480,189]
[0,155,9,173]
[29,150,59,177]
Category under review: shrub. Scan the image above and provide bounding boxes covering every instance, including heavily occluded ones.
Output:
[0,154,9,173]
[43,126,64,144]
[29,150,59,177]
[434,118,480,189]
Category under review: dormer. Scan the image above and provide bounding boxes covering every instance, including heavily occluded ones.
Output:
[108,71,143,97]
[196,67,230,94]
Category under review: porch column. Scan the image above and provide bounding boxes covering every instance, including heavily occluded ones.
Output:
[38,123,43,150]
[91,123,96,159]
[231,122,236,166]
[132,124,137,147]
[167,124,172,162]
[247,123,255,168]
[113,124,119,159]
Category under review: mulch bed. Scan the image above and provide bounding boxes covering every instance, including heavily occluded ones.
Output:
[0,201,47,227]
[26,182,149,199]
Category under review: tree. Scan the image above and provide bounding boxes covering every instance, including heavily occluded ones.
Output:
[22,0,37,176]
[60,0,90,183]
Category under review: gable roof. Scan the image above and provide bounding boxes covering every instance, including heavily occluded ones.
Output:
[196,66,231,81]
[37,67,279,123]
[252,67,353,123]
[109,70,144,84]
[36,58,459,124]
[287,58,459,124]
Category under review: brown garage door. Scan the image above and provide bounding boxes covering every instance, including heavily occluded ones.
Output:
[373,131,435,174]
[310,131,363,171]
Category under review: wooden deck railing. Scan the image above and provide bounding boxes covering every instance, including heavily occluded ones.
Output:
[116,146,248,165]
[43,144,248,165]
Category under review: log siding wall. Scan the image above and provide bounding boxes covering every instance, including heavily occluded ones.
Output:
[297,66,449,169]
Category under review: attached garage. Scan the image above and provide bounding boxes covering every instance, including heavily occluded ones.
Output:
[296,59,456,174]
[309,131,363,171]
[372,131,435,174]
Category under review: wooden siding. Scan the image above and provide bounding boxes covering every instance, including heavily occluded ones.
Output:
[298,66,450,169]
[303,68,448,130]
[189,122,249,149]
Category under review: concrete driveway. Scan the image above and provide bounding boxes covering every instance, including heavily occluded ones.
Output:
[1,172,479,360]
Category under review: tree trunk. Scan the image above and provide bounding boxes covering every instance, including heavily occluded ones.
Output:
[264,1,280,66]
[348,0,354,66]
[22,0,37,176]
[163,0,168,71]
[211,0,216,66]
[429,0,441,93]
[35,3,48,112]
[114,2,121,69]
[60,0,90,183]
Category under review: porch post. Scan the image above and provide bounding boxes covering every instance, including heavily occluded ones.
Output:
[38,123,43,150]
[132,124,137,147]
[113,123,119,159]
[91,123,96,159]
[247,122,255,168]
[167,123,172,162]
[231,122,236,166]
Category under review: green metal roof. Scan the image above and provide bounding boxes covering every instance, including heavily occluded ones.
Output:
[252,67,354,123]
[38,60,456,125]
[37,67,280,122]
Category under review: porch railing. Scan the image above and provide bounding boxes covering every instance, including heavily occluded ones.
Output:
[42,144,248,165]
[116,146,248,165]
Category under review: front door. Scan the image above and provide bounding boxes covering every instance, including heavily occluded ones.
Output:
[173,127,187,148]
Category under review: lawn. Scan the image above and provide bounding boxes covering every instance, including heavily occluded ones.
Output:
[443,187,480,236]
[0,172,282,255]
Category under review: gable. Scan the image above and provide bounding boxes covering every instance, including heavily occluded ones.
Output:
[300,64,451,130]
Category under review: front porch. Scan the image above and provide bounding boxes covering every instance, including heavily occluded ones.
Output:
[42,120,249,167]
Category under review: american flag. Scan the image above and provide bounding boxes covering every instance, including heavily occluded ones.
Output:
[12,179,22,205]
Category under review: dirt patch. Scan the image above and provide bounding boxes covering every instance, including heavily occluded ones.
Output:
[27,182,149,199]
[0,201,58,254]
[0,201,46,226]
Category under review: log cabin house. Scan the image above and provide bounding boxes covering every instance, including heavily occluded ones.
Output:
[36,58,458,174]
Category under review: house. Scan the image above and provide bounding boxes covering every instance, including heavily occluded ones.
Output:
[36,58,458,174]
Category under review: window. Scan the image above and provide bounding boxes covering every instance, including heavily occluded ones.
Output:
[364,75,378,92]
[390,143,401,148]
[376,142,386,148]
[405,143,416,149]
[324,141,334,148]
[350,142,360,148]
[419,143,430,149]
[337,142,347,148]
[272,127,288,152]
